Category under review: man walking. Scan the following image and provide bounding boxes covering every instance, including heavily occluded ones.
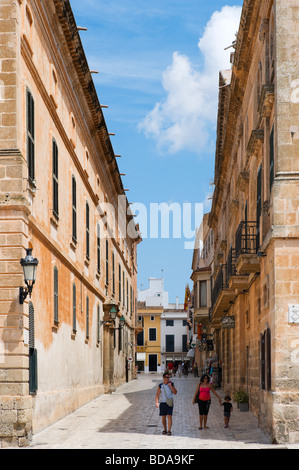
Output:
[155,372,177,435]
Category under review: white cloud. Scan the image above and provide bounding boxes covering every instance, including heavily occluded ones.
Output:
[138,5,242,156]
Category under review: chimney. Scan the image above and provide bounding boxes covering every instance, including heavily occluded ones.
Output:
[176,297,179,309]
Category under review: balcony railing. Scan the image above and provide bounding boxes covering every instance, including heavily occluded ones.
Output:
[235,221,259,258]
[211,264,228,307]
[226,247,237,281]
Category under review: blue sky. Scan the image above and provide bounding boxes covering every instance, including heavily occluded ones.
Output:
[70,0,243,303]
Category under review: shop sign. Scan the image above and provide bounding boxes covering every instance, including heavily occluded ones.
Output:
[222,316,235,329]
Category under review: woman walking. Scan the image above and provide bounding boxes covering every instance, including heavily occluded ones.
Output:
[192,374,222,429]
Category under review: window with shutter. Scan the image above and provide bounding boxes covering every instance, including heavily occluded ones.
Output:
[261,332,266,389]
[72,176,77,242]
[86,202,90,259]
[28,302,38,394]
[86,296,89,339]
[26,89,35,182]
[97,304,100,344]
[126,279,129,312]
[112,252,115,294]
[118,323,122,352]
[257,165,262,221]
[123,271,125,305]
[256,165,262,249]
[266,328,271,390]
[105,239,109,285]
[52,139,59,218]
[54,267,58,324]
[269,126,274,191]
[165,334,174,352]
[119,264,121,302]
[29,301,35,349]
[97,223,100,273]
[72,283,76,333]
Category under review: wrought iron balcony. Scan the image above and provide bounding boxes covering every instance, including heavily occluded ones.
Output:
[235,221,261,274]
[226,247,249,290]
[235,221,259,256]
[211,265,235,319]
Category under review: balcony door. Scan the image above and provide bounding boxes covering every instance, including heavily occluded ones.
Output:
[166,334,175,352]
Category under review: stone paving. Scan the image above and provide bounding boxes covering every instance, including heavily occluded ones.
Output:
[19,373,297,449]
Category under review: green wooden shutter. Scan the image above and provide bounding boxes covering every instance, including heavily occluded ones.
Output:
[72,176,77,241]
[97,304,100,344]
[52,139,59,218]
[119,264,121,302]
[27,90,35,182]
[269,126,274,191]
[86,202,90,259]
[86,296,89,338]
[106,240,109,285]
[97,224,100,273]
[72,283,76,332]
[54,267,58,323]
[29,302,38,394]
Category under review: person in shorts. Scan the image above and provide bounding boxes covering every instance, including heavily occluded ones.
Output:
[155,372,177,435]
[222,395,233,428]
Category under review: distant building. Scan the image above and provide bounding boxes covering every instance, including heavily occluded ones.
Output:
[138,278,168,308]
[161,308,188,371]
[137,278,187,373]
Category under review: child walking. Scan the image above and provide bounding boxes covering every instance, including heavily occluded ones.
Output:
[222,395,233,428]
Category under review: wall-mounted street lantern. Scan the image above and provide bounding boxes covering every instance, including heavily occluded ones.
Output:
[19,248,39,304]
[101,305,120,326]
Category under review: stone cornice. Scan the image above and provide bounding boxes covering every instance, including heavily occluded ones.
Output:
[210,0,263,228]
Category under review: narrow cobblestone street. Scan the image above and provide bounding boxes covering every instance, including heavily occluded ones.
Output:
[19,374,296,450]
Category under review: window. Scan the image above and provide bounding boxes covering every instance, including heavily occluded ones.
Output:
[182,334,187,352]
[165,335,174,352]
[118,324,122,352]
[97,224,100,273]
[105,239,109,285]
[261,328,271,391]
[199,280,207,308]
[72,176,77,242]
[72,283,76,332]
[149,328,156,341]
[123,271,125,306]
[257,164,262,221]
[28,302,37,394]
[166,320,174,327]
[54,267,58,324]
[86,296,89,339]
[126,279,129,312]
[86,202,90,259]
[137,330,144,346]
[26,89,35,182]
[269,125,274,191]
[97,304,100,344]
[52,139,59,218]
[150,316,155,321]
[118,264,121,302]
[112,252,115,294]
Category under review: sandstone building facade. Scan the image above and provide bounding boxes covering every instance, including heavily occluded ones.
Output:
[209,0,299,444]
[0,0,140,447]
